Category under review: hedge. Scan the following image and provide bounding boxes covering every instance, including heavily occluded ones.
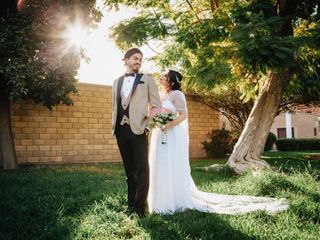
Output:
[276,138,320,151]
[201,129,237,158]
[264,132,277,151]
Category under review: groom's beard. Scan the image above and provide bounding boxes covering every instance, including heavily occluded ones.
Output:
[133,64,140,72]
[128,62,140,72]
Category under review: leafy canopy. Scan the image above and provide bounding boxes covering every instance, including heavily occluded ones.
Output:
[106,0,320,107]
[0,0,101,109]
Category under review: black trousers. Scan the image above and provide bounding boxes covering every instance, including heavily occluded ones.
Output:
[115,124,149,214]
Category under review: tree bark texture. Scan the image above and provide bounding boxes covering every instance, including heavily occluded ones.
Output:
[227,70,291,174]
[0,93,17,170]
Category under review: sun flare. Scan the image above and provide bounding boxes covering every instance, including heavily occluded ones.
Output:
[64,24,89,48]
[74,3,159,85]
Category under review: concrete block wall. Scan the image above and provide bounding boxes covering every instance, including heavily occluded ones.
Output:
[11,83,219,165]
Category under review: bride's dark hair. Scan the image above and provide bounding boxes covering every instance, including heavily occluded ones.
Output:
[167,70,183,91]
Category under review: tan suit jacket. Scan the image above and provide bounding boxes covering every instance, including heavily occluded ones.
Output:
[112,74,161,135]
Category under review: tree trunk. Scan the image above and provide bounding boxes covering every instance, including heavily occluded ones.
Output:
[0,93,17,170]
[227,70,291,175]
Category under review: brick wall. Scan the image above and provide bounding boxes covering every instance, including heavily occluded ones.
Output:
[11,83,219,165]
[294,105,320,116]
[187,97,220,157]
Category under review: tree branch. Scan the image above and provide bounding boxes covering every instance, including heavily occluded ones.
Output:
[145,42,161,54]
[185,0,201,21]
[151,8,168,37]
[210,0,219,13]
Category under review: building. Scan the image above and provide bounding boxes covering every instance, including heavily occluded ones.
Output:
[219,105,320,143]
[270,111,320,139]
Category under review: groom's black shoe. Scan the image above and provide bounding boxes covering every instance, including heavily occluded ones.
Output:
[135,208,149,218]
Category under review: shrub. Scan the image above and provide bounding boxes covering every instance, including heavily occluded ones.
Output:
[201,129,237,158]
[264,132,277,151]
[276,138,320,151]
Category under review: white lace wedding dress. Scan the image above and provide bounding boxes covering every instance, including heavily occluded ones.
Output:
[148,90,288,215]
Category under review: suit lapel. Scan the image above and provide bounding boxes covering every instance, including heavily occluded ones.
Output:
[131,73,143,96]
[116,76,124,104]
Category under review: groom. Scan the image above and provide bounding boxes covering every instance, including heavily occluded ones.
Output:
[112,48,161,216]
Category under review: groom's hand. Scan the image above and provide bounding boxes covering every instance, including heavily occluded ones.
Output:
[145,127,151,135]
[150,107,162,118]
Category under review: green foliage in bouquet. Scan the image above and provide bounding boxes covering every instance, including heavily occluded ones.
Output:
[149,112,177,129]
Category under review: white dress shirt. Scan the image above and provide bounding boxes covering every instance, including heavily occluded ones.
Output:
[122,75,135,99]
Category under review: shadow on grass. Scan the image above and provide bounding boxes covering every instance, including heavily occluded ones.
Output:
[253,173,320,224]
[0,164,126,240]
[262,151,320,174]
[139,211,257,240]
[190,159,239,188]
[1,154,319,239]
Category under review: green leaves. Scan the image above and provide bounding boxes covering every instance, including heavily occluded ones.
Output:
[286,45,320,104]
[1,0,99,109]
[188,46,233,88]
[105,0,320,130]
[231,12,296,72]
[110,14,171,50]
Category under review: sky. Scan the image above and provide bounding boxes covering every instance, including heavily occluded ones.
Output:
[77,3,160,86]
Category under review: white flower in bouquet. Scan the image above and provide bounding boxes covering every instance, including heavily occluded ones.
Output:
[149,112,177,129]
[149,111,177,144]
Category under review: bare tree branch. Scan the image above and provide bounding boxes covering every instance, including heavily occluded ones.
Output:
[210,0,219,13]
[185,0,201,21]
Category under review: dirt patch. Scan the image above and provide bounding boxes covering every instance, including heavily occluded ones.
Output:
[304,154,320,161]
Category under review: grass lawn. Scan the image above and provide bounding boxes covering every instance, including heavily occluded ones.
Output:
[1,151,319,240]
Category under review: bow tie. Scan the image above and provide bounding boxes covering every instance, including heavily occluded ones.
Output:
[124,73,136,77]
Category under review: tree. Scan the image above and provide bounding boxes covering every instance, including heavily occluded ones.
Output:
[222,0,319,174]
[187,83,254,136]
[0,0,101,169]
[105,0,320,174]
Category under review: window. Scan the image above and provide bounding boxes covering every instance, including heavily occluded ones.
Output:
[277,128,286,138]
[314,128,317,136]
[277,128,295,138]
[292,128,295,138]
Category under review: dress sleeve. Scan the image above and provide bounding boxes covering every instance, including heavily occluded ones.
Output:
[148,74,161,109]
[171,91,187,112]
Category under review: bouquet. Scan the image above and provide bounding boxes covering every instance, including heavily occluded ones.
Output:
[149,112,177,129]
[149,111,177,144]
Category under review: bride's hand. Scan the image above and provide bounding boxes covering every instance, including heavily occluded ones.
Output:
[162,122,173,131]
[161,108,172,113]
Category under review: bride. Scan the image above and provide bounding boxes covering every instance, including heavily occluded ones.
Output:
[147,70,288,215]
